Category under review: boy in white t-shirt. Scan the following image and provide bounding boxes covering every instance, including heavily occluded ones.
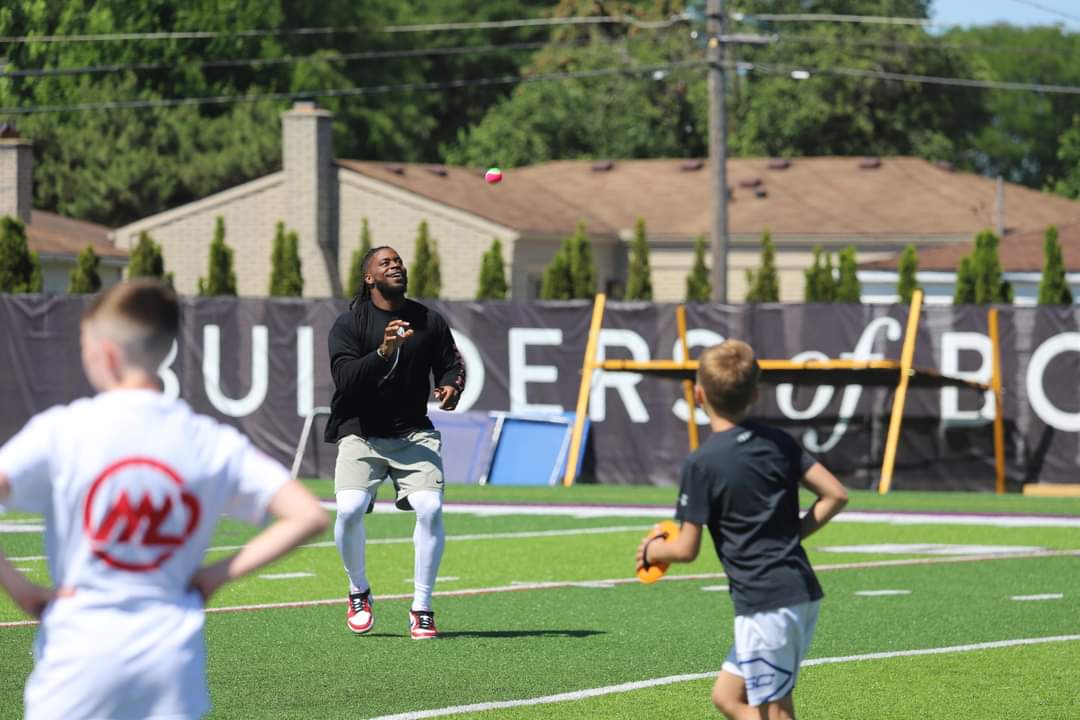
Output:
[0,279,328,720]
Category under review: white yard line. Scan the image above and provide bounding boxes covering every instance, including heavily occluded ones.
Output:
[819,543,1045,556]
[5,525,653,563]
[835,511,1080,529]
[7,504,1080,563]
[1011,593,1064,601]
[3,548,1077,631]
[0,522,45,533]
[366,634,1080,720]
[344,501,1080,528]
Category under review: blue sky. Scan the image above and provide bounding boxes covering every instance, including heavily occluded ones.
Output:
[932,0,1080,30]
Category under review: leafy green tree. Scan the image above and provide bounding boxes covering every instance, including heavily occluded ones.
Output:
[822,252,837,302]
[954,256,976,304]
[945,25,1080,189]
[686,235,711,302]
[127,231,166,279]
[403,0,554,156]
[971,230,1012,304]
[731,1,981,165]
[835,246,861,303]
[1038,226,1073,306]
[1051,116,1080,200]
[447,40,706,166]
[745,229,779,303]
[540,241,574,300]
[0,0,294,227]
[410,220,441,299]
[625,218,653,301]
[68,245,102,294]
[198,217,237,297]
[269,222,303,297]
[568,222,595,299]
[0,1,549,226]
[897,245,920,304]
[537,222,594,300]
[476,238,509,300]
[451,1,980,171]
[448,0,710,166]
[29,256,43,293]
[346,218,374,298]
[804,246,837,302]
[0,216,43,293]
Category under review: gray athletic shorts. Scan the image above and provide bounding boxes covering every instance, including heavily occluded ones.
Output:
[334,430,444,510]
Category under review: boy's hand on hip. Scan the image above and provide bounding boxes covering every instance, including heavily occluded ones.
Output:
[190,561,230,603]
[12,581,56,619]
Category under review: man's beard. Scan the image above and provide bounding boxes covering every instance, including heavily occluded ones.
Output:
[374,276,407,297]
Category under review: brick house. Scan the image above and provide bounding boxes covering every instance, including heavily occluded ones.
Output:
[860,221,1080,305]
[1,128,126,292]
[112,103,1080,301]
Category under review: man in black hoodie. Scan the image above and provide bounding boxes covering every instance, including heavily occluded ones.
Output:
[326,245,465,640]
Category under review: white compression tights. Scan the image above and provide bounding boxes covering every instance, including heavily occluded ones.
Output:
[334,489,373,593]
[334,488,445,612]
[408,490,446,612]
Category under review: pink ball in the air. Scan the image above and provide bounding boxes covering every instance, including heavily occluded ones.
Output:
[484,167,503,185]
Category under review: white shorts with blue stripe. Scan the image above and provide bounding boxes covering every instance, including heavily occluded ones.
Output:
[721,599,821,706]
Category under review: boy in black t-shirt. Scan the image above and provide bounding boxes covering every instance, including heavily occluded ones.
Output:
[636,340,848,720]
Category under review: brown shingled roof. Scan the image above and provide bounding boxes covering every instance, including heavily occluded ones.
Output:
[338,157,1080,239]
[861,221,1080,272]
[337,160,618,235]
[26,211,126,259]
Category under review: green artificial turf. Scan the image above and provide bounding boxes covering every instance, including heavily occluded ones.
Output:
[451,641,1080,720]
[1,486,1078,719]
[301,479,1080,516]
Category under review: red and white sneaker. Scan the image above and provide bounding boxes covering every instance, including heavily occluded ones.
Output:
[347,590,374,635]
[409,610,438,640]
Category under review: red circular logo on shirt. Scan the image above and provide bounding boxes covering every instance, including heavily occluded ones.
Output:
[82,457,201,572]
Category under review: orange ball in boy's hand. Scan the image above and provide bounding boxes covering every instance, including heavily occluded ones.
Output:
[637,520,681,584]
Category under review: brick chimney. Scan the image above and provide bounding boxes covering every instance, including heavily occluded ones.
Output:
[282,102,338,297]
[0,124,32,225]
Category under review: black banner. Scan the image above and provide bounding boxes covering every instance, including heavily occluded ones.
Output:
[2,297,1078,490]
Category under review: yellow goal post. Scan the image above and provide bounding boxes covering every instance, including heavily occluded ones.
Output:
[562,290,1006,494]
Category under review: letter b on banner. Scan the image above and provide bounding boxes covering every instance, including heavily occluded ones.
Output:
[940,332,994,425]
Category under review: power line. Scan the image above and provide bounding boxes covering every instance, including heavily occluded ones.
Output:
[751,61,1080,95]
[0,14,688,45]
[10,28,1075,81]
[384,15,688,33]
[733,12,932,27]
[0,60,705,114]
[0,40,555,79]
[8,54,1080,115]
[1007,0,1080,24]
[774,33,1078,57]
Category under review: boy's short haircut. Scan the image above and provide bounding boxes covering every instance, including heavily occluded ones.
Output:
[82,279,179,372]
[697,340,760,417]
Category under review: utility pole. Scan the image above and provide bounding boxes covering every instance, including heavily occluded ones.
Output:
[707,0,728,303]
